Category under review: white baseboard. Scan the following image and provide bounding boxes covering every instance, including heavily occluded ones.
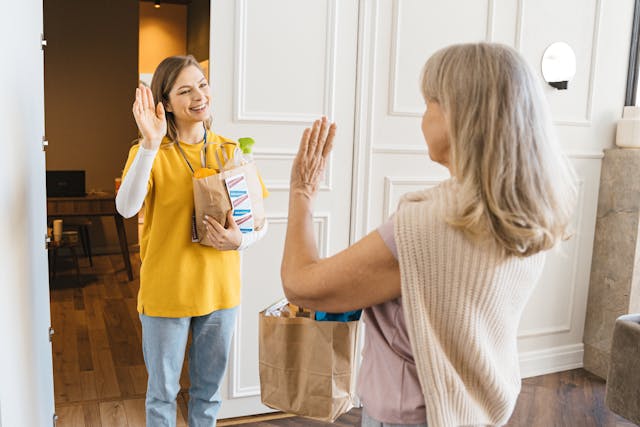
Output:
[519,343,584,378]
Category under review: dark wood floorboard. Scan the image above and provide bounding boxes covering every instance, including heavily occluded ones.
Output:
[51,254,637,427]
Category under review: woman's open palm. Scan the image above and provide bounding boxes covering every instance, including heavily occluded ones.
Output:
[132,84,167,149]
[291,117,336,200]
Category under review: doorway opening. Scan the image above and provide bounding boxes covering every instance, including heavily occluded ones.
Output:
[44,0,209,423]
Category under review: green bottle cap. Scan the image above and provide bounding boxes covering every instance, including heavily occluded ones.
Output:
[238,137,255,154]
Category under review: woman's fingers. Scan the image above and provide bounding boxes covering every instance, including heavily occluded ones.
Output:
[204,221,222,246]
[297,128,311,159]
[314,117,330,157]
[204,213,241,250]
[133,85,166,145]
[139,84,148,111]
[204,215,225,233]
[291,117,336,193]
[134,85,156,115]
[308,118,334,173]
[307,119,321,152]
[136,84,155,113]
[207,229,221,244]
[226,210,239,232]
[322,123,336,158]
[133,88,141,114]
[156,102,165,120]
[145,86,155,111]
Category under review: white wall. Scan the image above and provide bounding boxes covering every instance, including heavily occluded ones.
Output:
[0,1,54,426]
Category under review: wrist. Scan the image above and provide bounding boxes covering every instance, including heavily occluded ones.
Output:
[289,191,314,218]
[236,233,246,251]
[290,186,315,201]
[141,138,161,149]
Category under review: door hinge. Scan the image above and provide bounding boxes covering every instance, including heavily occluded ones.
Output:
[41,34,47,50]
[49,327,55,342]
[42,136,49,151]
[45,234,51,250]
[53,413,58,426]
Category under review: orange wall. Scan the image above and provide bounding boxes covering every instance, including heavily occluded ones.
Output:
[139,2,187,74]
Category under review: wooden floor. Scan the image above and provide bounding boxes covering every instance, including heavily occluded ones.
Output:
[50,253,637,427]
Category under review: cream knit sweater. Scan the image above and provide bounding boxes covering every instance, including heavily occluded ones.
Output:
[395,179,545,427]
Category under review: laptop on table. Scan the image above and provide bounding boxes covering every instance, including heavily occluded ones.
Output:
[46,170,86,197]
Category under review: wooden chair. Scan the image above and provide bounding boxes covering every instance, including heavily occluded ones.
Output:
[48,231,81,283]
[63,217,93,266]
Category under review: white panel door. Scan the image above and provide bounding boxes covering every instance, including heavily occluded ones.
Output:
[353,0,634,378]
[0,0,55,426]
[210,0,359,418]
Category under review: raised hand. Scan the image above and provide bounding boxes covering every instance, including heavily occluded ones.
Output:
[132,84,167,149]
[290,117,336,201]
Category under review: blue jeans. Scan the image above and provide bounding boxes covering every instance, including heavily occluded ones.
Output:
[140,307,238,427]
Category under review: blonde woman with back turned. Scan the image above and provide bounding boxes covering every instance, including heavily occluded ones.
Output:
[281,43,576,426]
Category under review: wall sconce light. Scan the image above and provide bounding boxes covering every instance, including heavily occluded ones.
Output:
[154,0,161,8]
[541,42,576,90]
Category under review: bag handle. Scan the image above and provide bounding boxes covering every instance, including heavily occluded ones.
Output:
[214,141,244,171]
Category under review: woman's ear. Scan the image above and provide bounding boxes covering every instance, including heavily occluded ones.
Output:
[164,102,172,112]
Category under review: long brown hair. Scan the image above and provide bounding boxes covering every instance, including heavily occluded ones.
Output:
[150,55,212,144]
[421,43,577,257]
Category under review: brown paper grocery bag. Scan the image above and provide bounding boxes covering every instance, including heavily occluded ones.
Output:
[193,173,231,246]
[193,161,266,247]
[258,310,360,422]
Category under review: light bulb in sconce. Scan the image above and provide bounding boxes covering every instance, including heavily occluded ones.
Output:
[541,42,576,90]
[154,0,161,8]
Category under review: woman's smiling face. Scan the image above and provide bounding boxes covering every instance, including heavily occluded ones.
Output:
[165,65,211,125]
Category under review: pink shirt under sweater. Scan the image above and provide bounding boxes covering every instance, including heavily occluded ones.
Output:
[355,218,427,424]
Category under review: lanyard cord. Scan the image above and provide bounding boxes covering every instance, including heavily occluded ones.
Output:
[175,124,208,174]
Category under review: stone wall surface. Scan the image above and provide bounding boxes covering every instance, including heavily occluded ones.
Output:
[583,148,640,379]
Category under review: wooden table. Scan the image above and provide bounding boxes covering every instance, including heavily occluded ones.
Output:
[47,192,134,281]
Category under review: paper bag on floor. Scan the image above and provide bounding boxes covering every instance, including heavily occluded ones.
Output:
[258,306,360,422]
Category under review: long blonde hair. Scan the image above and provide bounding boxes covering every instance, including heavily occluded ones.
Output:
[421,43,577,257]
[150,55,212,144]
